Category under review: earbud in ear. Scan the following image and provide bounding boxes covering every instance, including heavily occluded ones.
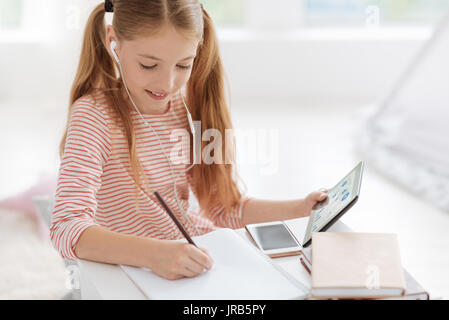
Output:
[110,40,120,64]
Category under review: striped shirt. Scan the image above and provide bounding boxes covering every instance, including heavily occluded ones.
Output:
[50,89,248,260]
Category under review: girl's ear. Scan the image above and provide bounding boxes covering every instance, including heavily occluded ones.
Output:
[105,25,119,60]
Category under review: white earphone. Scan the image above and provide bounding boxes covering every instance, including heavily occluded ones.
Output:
[109,40,200,237]
[110,40,120,64]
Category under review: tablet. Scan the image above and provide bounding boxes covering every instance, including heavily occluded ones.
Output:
[302,161,364,247]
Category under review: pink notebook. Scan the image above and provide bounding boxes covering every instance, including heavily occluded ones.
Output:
[311,232,407,299]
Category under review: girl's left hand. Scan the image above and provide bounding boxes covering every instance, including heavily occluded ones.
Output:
[303,189,329,216]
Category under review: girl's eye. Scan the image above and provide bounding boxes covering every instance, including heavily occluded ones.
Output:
[177,65,192,70]
[140,63,156,70]
[139,63,192,70]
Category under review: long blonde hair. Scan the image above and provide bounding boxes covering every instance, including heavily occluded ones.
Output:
[60,0,242,215]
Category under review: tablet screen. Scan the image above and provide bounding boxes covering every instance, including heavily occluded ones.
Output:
[302,161,364,246]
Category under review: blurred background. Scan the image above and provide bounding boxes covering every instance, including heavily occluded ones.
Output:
[0,0,448,299]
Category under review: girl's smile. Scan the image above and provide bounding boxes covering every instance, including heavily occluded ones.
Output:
[146,89,168,100]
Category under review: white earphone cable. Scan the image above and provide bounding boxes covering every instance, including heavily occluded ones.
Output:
[115,56,201,238]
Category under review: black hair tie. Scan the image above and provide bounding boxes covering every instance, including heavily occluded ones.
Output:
[105,0,114,12]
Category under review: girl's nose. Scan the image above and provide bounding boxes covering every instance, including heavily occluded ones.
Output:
[159,71,175,93]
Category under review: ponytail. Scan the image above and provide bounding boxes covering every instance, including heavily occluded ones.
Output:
[60,3,147,213]
[187,7,242,213]
[61,4,112,157]
[70,4,117,111]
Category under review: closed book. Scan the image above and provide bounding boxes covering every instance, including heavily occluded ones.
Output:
[311,232,407,299]
[300,251,429,300]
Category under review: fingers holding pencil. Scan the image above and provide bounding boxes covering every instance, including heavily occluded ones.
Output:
[152,191,214,278]
[184,246,214,277]
[149,241,214,280]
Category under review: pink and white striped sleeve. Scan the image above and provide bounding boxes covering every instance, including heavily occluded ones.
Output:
[50,99,111,260]
[188,176,250,229]
[206,196,250,229]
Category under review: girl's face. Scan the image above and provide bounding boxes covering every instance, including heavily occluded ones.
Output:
[106,24,199,114]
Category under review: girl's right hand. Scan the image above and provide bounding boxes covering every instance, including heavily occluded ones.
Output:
[147,239,214,280]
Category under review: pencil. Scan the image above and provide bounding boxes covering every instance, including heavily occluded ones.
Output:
[154,191,197,247]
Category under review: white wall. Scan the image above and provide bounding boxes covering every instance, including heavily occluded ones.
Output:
[219,29,428,106]
[0,0,430,108]
[0,0,96,104]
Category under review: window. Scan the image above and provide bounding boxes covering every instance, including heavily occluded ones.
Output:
[201,0,245,26]
[0,0,23,30]
[305,0,449,26]
[0,0,58,42]
[201,0,449,30]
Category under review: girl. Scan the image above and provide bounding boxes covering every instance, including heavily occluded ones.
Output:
[50,0,328,281]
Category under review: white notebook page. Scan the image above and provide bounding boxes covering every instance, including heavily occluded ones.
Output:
[121,228,308,300]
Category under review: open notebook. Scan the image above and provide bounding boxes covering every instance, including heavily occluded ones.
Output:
[121,228,308,300]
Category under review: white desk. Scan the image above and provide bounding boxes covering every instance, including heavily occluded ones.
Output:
[77,218,349,300]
